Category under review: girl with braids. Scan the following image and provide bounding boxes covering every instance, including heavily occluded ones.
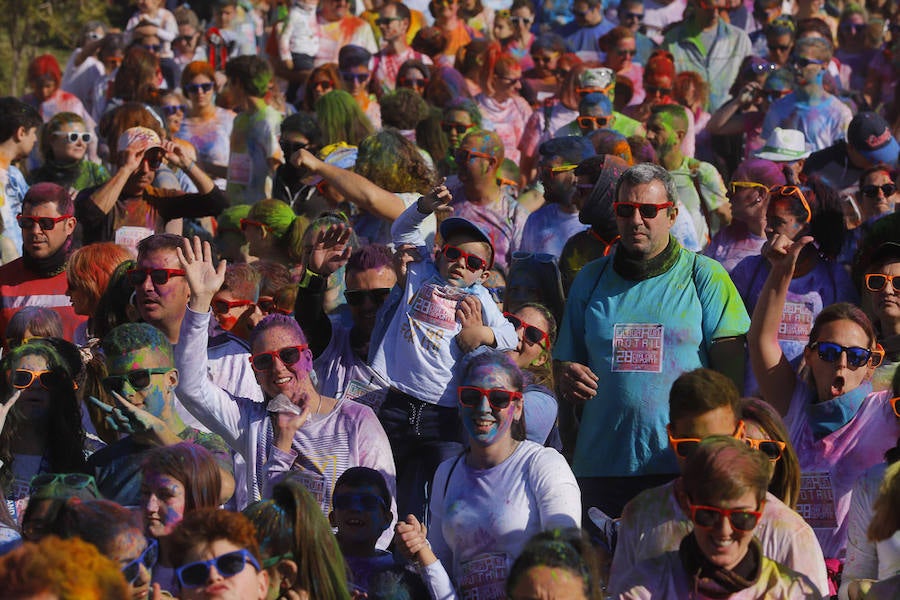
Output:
[243,476,352,599]
[241,198,310,270]
[475,43,534,166]
[0,338,88,524]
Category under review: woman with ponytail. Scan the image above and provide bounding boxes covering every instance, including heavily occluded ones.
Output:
[241,198,310,272]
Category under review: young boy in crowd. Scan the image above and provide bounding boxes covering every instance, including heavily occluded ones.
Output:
[0,97,41,254]
[370,184,518,523]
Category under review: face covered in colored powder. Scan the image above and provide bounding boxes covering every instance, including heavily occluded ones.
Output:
[109,527,154,600]
[329,483,392,549]
[141,470,187,538]
[509,565,589,600]
[459,362,522,446]
[250,325,314,401]
[105,346,177,417]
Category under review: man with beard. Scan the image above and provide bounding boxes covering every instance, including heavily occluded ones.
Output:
[75,126,226,245]
[295,233,397,410]
[0,183,85,342]
[519,136,595,257]
[645,103,729,251]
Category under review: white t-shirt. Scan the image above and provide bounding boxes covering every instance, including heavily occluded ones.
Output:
[428,441,581,598]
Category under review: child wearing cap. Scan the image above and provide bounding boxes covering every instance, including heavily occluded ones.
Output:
[370,183,518,524]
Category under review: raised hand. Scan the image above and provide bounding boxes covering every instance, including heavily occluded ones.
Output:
[162,139,196,170]
[307,224,352,277]
[270,399,313,452]
[395,514,437,567]
[88,395,134,434]
[762,233,814,272]
[0,390,21,435]
[416,181,452,215]
[178,235,226,312]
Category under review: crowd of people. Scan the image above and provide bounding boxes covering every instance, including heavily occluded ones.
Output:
[0,0,898,597]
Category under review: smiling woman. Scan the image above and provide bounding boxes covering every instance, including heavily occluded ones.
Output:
[396,349,580,598]
[614,437,821,598]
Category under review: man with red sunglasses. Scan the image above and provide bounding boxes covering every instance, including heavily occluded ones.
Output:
[75,126,227,245]
[555,163,749,520]
[0,182,86,345]
[609,368,829,596]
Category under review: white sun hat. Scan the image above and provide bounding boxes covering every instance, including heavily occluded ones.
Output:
[754,128,812,162]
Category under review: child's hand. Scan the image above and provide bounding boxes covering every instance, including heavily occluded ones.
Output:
[395,514,437,566]
[455,296,495,352]
[416,181,451,215]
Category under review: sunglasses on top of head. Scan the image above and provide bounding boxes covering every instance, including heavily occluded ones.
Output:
[442,244,489,271]
[457,385,522,410]
[613,201,673,219]
[248,344,309,371]
[504,312,549,347]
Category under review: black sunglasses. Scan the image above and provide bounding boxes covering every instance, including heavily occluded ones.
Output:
[122,538,158,584]
[280,139,309,157]
[126,268,186,286]
[613,201,673,219]
[441,121,470,135]
[861,183,896,198]
[345,288,391,306]
[102,368,171,394]
[341,71,369,83]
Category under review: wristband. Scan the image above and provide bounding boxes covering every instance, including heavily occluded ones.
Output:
[297,268,319,289]
[185,159,196,172]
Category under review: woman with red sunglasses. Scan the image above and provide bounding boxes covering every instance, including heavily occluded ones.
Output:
[748,232,900,589]
[172,236,397,549]
[615,436,819,598]
[395,349,579,599]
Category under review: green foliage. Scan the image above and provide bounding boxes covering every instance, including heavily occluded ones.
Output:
[0,0,118,95]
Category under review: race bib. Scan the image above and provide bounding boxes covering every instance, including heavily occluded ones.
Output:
[114,226,154,258]
[408,282,469,331]
[796,471,837,529]
[343,379,388,411]
[778,301,815,343]
[289,468,328,512]
[612,323,664,373]
[227,152,253,186]
[459,552,509,600]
